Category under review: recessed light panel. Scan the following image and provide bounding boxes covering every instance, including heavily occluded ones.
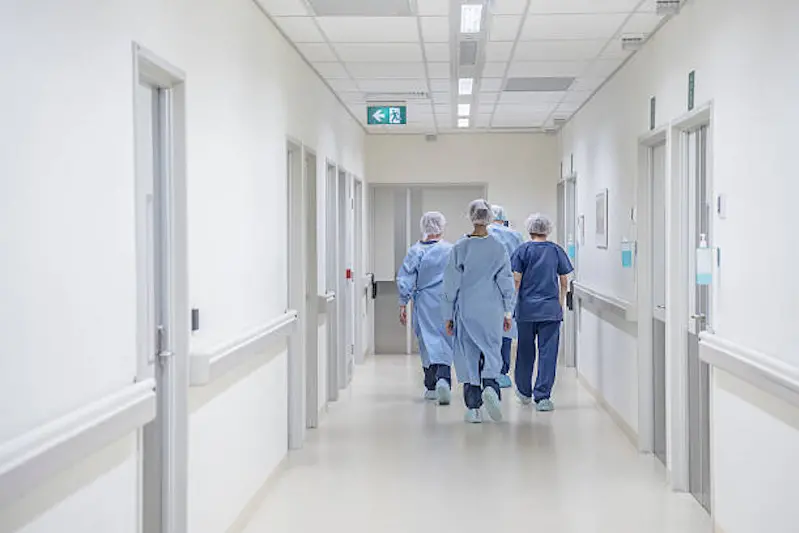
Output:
[504,77,575,92]
[307,0,413,16]
[458,118,470,128]
[458,104,471,116]
[459,78,474,96]
[461,4,483,33]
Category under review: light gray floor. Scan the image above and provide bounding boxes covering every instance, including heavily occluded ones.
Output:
[243,355,711,533]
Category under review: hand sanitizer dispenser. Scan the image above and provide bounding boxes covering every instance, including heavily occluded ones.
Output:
[696,234,712,285]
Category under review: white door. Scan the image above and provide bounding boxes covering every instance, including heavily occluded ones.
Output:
[686,125,712,512]
[353,179,365,364]
[134,60,186,533]
[304,151,319,428]
[650,141,668,466]
[325,164,339,401]
[337,170,352,386]
[557,177,578,368]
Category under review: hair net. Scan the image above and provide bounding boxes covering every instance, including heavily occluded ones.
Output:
[469,199,494,226]
[491,205,507,222]
[525,213,553,236]
[420,211,446,237]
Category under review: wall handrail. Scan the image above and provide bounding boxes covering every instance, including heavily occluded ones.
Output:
[190,310,299,386]
[572,281,637,322]
[699,332,799,409]
[318,291,336,308]
[0,379,156,507]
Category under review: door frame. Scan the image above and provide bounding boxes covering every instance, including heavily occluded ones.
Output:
[325,160,340,402]
[336,167,351,387]
[665,102,714,493]
[286,138,306,448]
[132,43,189,533]
[303,147,320,429]
[635,125,668,455]
[557,173,578,369]
[353,177,366,364]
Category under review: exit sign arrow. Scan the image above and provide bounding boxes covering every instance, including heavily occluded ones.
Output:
[372,109,386,123]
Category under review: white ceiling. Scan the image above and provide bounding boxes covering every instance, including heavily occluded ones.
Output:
[256,0,668,133]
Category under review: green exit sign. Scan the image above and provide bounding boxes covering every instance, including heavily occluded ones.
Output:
[367,105,407,125]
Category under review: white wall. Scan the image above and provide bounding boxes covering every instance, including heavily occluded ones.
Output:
[559,0,799,530]
[0,0,364,531]
[366,134,561,234]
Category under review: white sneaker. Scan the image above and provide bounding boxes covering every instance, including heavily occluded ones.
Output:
[481,388,503,422]
[424,390,438,400]
[464,409,483,424]
[435,379,451,405]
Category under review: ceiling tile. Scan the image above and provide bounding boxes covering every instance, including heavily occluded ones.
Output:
[482,62,508,77]
[562,90,594,103]
[527,0,640,14]
[513,40,605,61]
[599,39,635,59]
[255,0,309,16]
[555,101,582,113]
[498,91,565,104]
[334,43,423,62]
[424,43,451,61]
[485,42,514,62]
[317,17,419,42]
[307,0,413,16]
[508,60,587,77]
[421,17,450,43]
[296,43,338,62]
[432,91,450,102]
[347,62,426,79]
[338,91,366,102]
[489,16,523,41]
[570,77,605,92]
[494,103,556,115]
[357,78,429,92]
[429,79,451,92]
[327,78,361,92]
[521,13,629,40]
[313,62,350,79]
[436,114,451,126]
[417,0,450,16]
[623,12,665,34]
[427,62,451,79]
[274,17,326,43]
[489,0,529,15]
[480,78,505,92]
[493,115,547,128]
[582,57,625,78]
[478,92,499,105]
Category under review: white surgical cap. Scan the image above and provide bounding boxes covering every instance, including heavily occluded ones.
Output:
[420,211,446,237]
[525,213,553,236]
[469,199,494,226]
[491,205,507,222]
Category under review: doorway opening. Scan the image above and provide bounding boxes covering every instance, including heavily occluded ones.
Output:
[133,44,189,533]
[557,174,578,369]
[325,162,339,402]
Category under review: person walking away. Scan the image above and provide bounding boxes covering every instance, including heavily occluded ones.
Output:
[511,213,574,411]
[397,212,455,405]
[487,205,524,389]
[443,200,515,423]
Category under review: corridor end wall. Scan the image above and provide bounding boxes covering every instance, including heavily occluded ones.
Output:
[559,0,799,531]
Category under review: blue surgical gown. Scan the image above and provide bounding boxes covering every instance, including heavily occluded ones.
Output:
[442,235,516,385]
[511,241,574,322]
[488,224,524,339]
[397,240,454,368]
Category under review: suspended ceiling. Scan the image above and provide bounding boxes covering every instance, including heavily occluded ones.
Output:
[255,0,669,134]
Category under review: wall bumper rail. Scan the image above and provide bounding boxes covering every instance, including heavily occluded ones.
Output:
[572,281,637,322]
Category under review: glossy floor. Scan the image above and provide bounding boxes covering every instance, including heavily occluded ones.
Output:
[243,355,711,533]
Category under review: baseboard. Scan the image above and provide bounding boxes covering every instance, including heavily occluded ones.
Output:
[225,456,289,533]
[577,373,639,448]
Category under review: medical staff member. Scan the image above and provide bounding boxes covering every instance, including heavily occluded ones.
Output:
[511,214,573,412]
[443,200,515,423]
[397,212,455,405]
[487,205,525,389]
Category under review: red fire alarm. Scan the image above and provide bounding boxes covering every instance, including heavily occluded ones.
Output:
[346,269,352,280]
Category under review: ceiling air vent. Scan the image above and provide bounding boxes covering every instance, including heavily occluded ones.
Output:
[306,0,413,16]
[425,134,438,142]
[553,118,567,128]
[459,41,478,67]
[504,77,574,92]
[656,0,681,15]
[622,34,647,51]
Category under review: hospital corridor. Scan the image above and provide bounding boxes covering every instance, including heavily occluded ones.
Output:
[1,1,798,533]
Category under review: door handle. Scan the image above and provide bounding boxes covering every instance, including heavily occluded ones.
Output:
[691,313,706,320]
[656,305,666,310]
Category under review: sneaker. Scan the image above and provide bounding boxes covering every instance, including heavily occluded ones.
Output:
[435,379,451,405]
[516,390,533,406]
[536,398,554,412]
[424,390,438,401]
[497,374,512,389]
[481,387,503,422]
[464,409,483,424]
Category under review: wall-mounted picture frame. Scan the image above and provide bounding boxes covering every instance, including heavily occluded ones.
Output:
[596,189,608,249]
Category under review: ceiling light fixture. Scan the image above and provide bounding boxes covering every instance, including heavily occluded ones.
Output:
[460,4,483,34]
[459,78,474,96]
[458,103,471,116]
[458,118,470,128]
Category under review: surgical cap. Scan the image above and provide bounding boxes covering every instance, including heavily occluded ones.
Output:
[491,205,508,222]
[420,211,446,236]
[525,213,553,236]
[469,199,494,226]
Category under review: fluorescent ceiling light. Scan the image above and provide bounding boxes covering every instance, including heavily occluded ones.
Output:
[458,118,470,128]
[461,4,483,34]
[458,103,471,116]
[459,78,474,95]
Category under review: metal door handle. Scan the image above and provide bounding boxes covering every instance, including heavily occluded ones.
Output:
[656,305,666,310]
[691,313,706,320]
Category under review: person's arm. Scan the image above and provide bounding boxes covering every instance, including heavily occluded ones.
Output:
[559,274,569,307]
[514,272,523,291]
[396,248,420,325]
[442,247,460,335]
[511,246,524,291]
[556,245,575,308]
[495,252,515,332]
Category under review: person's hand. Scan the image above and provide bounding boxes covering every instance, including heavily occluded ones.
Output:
[446,320,455,336]
[503,317,512,332]
[399,306,407,326]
